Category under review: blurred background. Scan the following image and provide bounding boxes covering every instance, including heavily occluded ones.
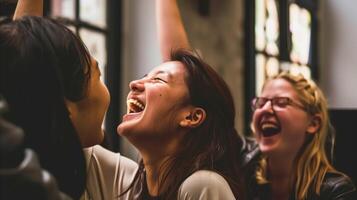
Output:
[1,0,356,184]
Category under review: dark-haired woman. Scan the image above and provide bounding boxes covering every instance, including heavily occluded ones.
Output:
[117,49,245,199]
[0,1,139,199]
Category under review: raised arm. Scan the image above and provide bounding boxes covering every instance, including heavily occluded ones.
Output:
[13,0,43,20]
[156,0,190,61]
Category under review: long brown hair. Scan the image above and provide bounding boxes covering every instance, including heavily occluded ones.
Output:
[122,49,245,199]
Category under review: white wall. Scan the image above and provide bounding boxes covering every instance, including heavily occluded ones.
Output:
[320,0,357,108]
[120,0,160,158]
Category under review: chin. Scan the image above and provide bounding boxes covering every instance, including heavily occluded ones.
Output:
[78,128,104,148]
[116,123,126,136]
[258,143,276,155]
[116,122,135,137]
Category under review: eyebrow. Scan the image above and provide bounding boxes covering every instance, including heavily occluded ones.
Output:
[153,70,173,79]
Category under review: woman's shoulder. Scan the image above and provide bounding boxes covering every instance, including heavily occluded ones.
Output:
[178,170,236,200]
[82,145,138,200]
[319,171,357,200]
[84,145,137,170]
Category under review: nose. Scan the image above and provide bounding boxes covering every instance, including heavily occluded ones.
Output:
[129,78,145,92]
[261,100,274,113]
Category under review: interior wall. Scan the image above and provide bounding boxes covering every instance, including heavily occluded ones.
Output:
[320,0,357,108]
[120,0,161,159]
[179,0,245,133]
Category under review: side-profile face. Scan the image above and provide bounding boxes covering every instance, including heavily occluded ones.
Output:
[117,61,190,143]
[252,78,314,159]
[67,57,110,148]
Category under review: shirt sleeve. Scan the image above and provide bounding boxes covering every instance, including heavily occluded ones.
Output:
[177,170,236,200]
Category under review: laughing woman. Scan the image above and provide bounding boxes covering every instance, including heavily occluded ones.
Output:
[155,1,356,199]
[249,72,356,200]
[4,1,138,199]
[117,49,245,199]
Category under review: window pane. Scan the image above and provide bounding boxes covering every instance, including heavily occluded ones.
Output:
[255,0,266,51]
[79,0,106,28]
[256,54,266,95]
[79,29,107,81]
[51,0,75,19]
[265,0,279,56]
[289,3,311,65]
[299,65,311,79]
[289,64,311,79]
[266,57,279,77]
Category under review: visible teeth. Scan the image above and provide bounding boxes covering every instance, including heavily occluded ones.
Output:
[261,123,277,130]
[127,99,144,113]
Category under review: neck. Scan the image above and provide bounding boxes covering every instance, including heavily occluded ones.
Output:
[142,154,171,197]
[128,130,186,196]
[137,137,181,196]
[268,156,295,200]
[268,155,294,179]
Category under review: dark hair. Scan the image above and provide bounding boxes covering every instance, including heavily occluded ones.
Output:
[0,16,91,199]
[125,49,245,199]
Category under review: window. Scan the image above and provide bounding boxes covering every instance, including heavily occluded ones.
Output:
[51,0,107,74]
[244,0,318,134]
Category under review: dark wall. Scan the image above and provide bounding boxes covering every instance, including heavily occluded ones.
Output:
[329,109,357,184]
[0,2,16,17]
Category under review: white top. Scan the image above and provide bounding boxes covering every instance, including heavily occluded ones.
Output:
[80,146,236,200]
[80,145,138,200]
[178,170,236,200]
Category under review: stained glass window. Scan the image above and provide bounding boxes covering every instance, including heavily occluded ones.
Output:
[253,0,316,95]
[51,0,107,95]
[79,29,107,81]
[79,0,106,28]
[244,0,318,133]
[51,0,75,20]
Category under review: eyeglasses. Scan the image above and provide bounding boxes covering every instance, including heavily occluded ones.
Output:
[251,97,305,111]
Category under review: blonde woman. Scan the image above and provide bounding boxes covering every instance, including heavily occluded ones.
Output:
[249,72,356,200]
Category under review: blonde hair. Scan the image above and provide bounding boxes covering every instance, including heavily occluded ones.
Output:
[255,72,339,199]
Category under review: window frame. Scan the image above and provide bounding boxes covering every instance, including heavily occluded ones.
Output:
[243,0,319,134]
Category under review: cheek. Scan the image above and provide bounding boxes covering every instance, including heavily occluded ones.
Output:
[101,84,110,109]
[90,82,110,107]
[251,111,261,132]
[281,112,308,129]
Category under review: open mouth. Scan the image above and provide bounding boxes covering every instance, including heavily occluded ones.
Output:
[259,122,281,137]
[127,98,145,114]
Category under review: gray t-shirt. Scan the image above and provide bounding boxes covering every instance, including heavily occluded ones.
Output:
[178,170,236,200]
[81,145,138,200]
[81,145,236,200]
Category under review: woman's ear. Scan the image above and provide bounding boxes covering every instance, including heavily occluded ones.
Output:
[307,114,322,134]
[179,107,206,128]
[64,99,77,120]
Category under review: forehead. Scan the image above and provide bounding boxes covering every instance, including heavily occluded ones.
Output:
[149,61,187,80]
[261,78,297,97]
